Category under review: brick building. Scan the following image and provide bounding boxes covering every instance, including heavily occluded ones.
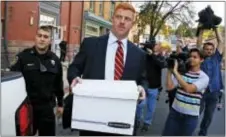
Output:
[82,1,130,38]
[1,1,83,68]
[82,1,137,42]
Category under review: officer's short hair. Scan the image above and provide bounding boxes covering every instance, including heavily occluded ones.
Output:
[37,25,52,36]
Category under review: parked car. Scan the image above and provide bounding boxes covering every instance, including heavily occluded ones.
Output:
[1,71,33,136]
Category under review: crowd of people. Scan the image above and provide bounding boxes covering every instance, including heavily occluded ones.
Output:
[9,2,224,136]
[136,22,225,136]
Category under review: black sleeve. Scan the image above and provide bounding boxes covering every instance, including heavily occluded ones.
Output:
[138,53,149,90]
[67,38,87,85]
[182,46,189,53]
[151,54,167,69]
[55,60,64,107]
[10,54,23,72]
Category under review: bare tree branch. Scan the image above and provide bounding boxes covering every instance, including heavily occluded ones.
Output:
[137,0,195,39]
[152,1,165,35]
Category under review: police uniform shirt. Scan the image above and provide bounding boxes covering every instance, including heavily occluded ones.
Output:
[10,47,64,107]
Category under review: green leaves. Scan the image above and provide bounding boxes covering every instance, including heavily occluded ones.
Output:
[137,1,195,40]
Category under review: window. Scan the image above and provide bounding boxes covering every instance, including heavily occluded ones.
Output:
[110,1,115,19]
[86,26,98,33]
[99,2,104,16]
[90,1,95,12]
[39,14,56,26]
[85,22,100,37]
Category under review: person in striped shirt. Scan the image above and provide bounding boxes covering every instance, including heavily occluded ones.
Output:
[162,48,209,136]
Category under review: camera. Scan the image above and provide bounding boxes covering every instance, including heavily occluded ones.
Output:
[196,5,222,36]
[166,52,190,74]
[140,37,156,51]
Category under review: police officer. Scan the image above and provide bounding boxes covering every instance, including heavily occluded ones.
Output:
[10,25,64,136]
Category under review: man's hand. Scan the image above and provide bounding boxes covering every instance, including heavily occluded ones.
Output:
[56,106,64,117]
[137,85,146,100]
[70,77,82,88]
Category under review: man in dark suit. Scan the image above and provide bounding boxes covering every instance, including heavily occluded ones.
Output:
[67,3,148,136]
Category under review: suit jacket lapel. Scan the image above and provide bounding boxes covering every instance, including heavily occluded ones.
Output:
[96,34,109,79]
[122,41,134,79]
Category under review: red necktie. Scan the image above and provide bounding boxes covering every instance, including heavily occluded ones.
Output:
[114,40,124,80]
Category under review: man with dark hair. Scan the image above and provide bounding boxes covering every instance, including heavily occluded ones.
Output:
[162,48,209,136]
[197,28,224,136]
[10,25,64,136]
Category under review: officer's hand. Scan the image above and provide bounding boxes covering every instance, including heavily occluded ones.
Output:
[71,77,82,88]
[56,106,64,116]
[138,85,146,100]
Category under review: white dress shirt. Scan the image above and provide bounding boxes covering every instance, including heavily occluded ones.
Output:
[105,32,128,80]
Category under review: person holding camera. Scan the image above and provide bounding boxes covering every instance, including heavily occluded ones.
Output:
[136,41,167,132]
[196,27,224,136]
[162,48,209,136]
[164,39,190,109]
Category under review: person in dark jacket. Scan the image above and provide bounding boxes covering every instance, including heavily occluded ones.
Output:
[67,3,147,136]
[136,41,167,132]
[10,25,64,136]
[59,40,67,62]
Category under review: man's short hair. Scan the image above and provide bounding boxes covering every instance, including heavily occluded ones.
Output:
[189,48,204,59]
[114,3,136,15]
[37,25,52,35]
[203,42,215,49]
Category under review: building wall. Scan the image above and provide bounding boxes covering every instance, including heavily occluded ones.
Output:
[82,1,122,38]
[0,2,40,66]
[60,1,83,45]
[1,1,5,19]
[7,2,39,44]
[60,1,83,61]
[60,2,70,42]
[84,1,121,22]
[2,1,84,64]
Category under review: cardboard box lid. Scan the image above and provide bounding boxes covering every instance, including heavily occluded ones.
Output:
[72,80,139,100]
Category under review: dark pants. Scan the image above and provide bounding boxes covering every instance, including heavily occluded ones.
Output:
[168,89,177,109]
[218,91,223,103]
[162,108,198,136]
[199,90,220,136]
[32,104,55,136]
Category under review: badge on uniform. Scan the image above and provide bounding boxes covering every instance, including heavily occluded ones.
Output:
[51,60,55,66]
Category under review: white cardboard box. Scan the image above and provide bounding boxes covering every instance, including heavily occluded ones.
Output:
[71,80,139,135]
